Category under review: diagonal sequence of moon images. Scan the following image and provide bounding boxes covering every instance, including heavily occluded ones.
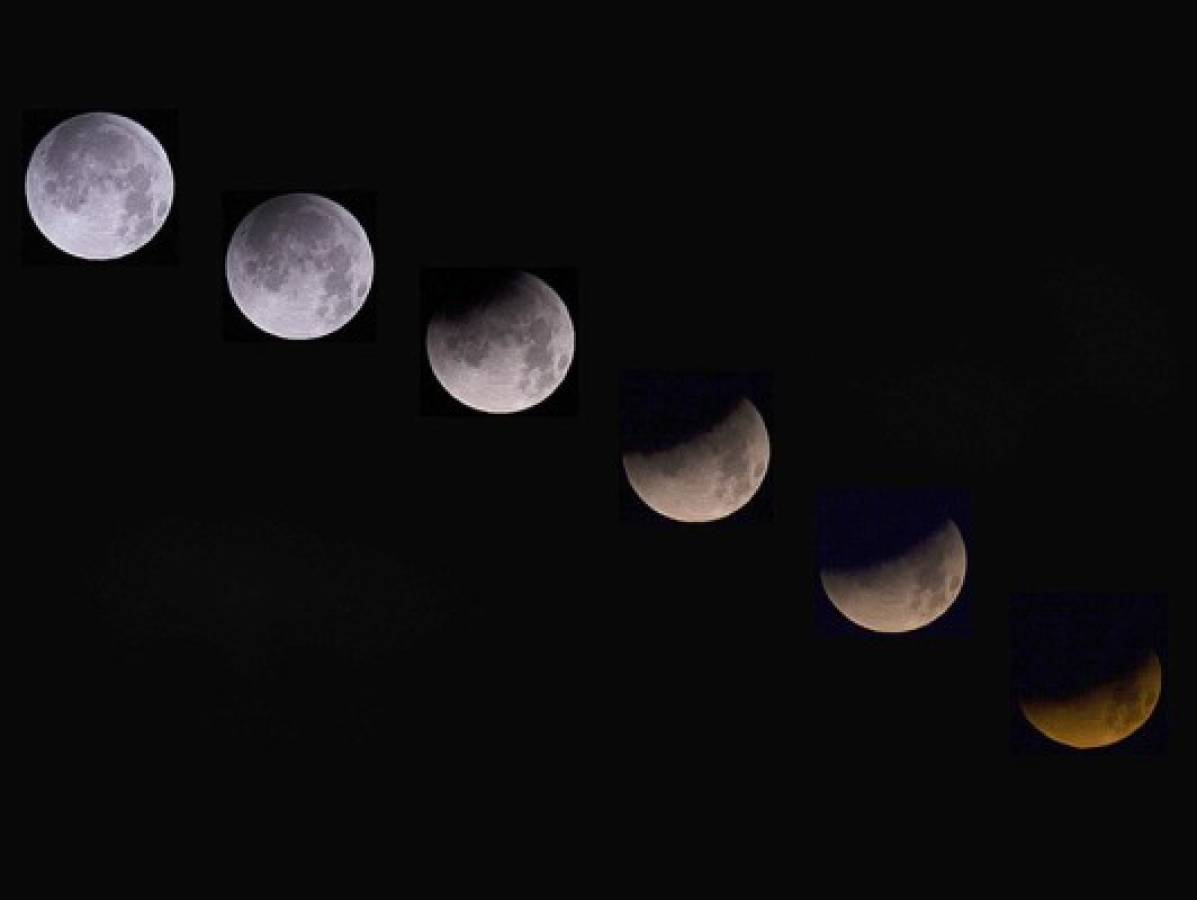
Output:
[22,108,1167,754]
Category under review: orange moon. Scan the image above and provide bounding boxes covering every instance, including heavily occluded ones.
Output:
[1019,651,1162,750]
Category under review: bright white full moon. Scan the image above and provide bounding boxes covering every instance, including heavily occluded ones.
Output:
[25,111,174,260]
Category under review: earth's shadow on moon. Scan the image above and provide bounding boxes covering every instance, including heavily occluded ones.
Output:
[419,267,579,416]
[814,487,971,636]
[421,268,528,320]
[816,489,961,571]
[21,108,180,266]
[618,372,773,525]
[220,189,378,342]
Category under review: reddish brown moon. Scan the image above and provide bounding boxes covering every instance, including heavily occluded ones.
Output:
[1020,650,1161,750]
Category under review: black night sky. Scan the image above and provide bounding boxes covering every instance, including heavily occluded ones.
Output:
[9,51,1187,810]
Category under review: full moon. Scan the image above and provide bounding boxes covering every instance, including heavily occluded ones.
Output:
[225,193,374,340]
[623,398,770,523]
[820,518,967,633]
[425,271,575,413]
[25,111,174,260]
[1020,650,1161,750]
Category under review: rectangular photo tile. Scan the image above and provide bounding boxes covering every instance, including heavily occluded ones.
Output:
[419,267,578,417]
[22,108,179,266]
[1010,592,1167,756]
[221,190,377,342]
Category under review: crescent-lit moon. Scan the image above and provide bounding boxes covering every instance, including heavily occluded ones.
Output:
[1020,651,1161,750]
[225,193,374,340]
[622,397,770,523]
[820,518,967,633]
[25,111,174,260]
[425,271,575,413]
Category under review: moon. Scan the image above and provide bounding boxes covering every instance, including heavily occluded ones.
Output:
[425,271,575,413]
[225,193,374,340]
[820,518,967,633]
[25,112,174,260]
[1020,651,1161,750]
[623,398,770,523]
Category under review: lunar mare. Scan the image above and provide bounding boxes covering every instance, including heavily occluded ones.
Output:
[820,519,967,633]
[426,272,575,413]
[1020,651,1161,750]
[25,112,174,260]
[226,193,374,340]
[623,398,770,523]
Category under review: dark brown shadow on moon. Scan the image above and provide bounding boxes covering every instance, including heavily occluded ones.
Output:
[1012,595,1163,703]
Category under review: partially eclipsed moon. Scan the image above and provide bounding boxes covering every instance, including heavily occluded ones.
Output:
[820,518,967,633]
[25,111,174,260]
[623,398,770,523]
[225,193,374,340]
[1020,651,1161,750]
[425,271,575,413]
